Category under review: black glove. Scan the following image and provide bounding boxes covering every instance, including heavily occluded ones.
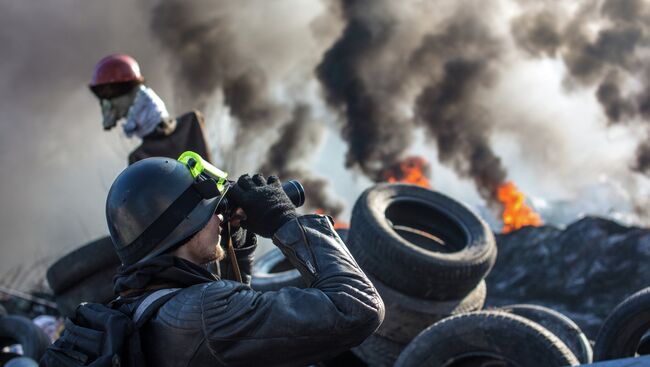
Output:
[221,226,257,250]
[227,174,298,238]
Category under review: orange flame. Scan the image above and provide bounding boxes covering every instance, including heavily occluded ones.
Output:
[333,220,350,230]
[382,156,431,188]
[497,181,543,233]
[314,209,349,229]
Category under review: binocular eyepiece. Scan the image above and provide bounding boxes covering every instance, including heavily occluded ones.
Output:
[217,179,305,220]
[179,152,305,221]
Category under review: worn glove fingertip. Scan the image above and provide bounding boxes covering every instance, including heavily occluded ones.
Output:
[237,174,254,190]
[252,173,266,187]
[267,175,281,186]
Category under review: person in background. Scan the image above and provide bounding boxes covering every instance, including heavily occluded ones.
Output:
[89,54,211,165]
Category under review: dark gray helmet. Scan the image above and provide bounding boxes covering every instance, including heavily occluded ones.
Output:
[106,157,224,266]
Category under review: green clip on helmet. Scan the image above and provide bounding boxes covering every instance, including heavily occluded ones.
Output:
[106,152,228,266]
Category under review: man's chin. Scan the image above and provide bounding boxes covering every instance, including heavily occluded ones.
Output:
[214,244,226,262]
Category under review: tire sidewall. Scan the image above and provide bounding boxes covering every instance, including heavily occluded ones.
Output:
[395,311,579,367]
[348,184,496,299]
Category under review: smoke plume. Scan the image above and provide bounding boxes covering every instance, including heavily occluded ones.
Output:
[411,15,507,202]
[511,0,650,173]
[150,0,285,148]
[316,0,412,180]
[150,0,345,215]
[259,104,344,217]
[318,2,509,203]
[0,0,172,281]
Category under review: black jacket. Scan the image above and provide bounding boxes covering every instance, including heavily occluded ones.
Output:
[140,214,384,366]
[128,111,212,165]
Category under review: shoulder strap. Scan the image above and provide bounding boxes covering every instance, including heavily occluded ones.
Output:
[132,288,181,327]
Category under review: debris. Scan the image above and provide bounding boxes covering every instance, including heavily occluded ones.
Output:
[486,216,650,337]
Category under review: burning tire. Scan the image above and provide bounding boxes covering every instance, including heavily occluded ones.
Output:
[251,229,348,292]
[594,287,650,361]
[372,273,486,344]
[46,236,119,294]
[347,183,496,300]
[394,311,579,367]
[500,304,593,364]
[0,316,51,361]
[352,333,405,367]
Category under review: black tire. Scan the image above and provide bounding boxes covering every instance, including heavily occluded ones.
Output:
[0,353,21,365]
[352,333,405,367]
[0,316,51,361]
[347,184,496,300]
[251,247,304,292]
[372,273,486,344]
[639,330,650,355]
[594,287,650,361]
[395,311,579,367]
[500,304,592,364]
[47,236,119,294]
[54,265,118,317]
[5,357,39,367]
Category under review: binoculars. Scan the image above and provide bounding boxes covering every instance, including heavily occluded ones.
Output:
[217,179,305,221]
[178,151,305,221]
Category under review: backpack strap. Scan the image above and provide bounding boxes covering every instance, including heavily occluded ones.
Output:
[132,288,181,327]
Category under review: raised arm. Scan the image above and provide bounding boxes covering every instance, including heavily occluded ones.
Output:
[200,214,384,366]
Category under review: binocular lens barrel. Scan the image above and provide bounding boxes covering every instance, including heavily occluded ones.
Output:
[282,180,305,208]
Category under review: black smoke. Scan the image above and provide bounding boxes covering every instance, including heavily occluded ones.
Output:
[411,17,507,201]
[511,0,650,173]
[0,0,172,284]
[259,105,344,217]
[150,0,282,144]
[316,0,411,180]
[150,0,344,214]
[317,1,510,203]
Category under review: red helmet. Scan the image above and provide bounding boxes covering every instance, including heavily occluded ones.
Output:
[89,54,144,99]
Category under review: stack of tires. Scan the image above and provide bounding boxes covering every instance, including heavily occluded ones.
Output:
[46,236,120,317]
[346,184,497,366]
[251,183,598,366]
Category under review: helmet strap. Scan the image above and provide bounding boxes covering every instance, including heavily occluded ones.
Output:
[224,222,242,283]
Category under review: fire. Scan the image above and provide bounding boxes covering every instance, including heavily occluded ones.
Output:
[314,209,349,229]
[333,220,350,230]
[497,181,543,233]
[382,156,431,188]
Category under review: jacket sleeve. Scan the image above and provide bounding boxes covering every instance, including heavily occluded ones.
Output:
[200,214,384,367]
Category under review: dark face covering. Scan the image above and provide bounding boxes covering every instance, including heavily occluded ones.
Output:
[113,254,217,296]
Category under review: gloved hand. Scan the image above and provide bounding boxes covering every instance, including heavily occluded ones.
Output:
[222,226,257,250]
[227,174,298,238]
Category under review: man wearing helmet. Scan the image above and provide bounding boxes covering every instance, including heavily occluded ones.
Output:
[106,157,384,366]
[89,54,211,165]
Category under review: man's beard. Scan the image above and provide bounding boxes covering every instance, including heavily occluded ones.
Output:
[214,242,226,262]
